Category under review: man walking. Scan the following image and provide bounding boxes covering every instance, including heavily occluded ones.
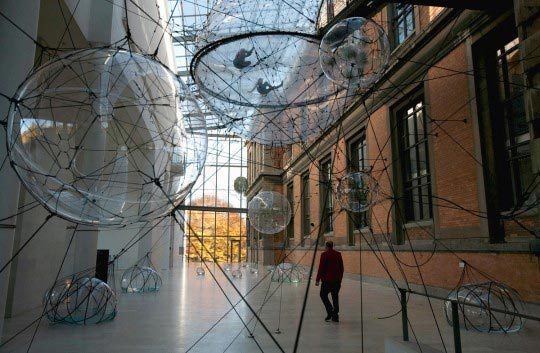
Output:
[316,241,344,322]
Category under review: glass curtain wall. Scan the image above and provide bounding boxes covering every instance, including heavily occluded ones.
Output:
[168,1,248,263]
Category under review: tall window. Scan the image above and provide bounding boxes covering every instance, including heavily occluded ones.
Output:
[320,158,334,233]
[391,3,415,47]
[348,136,368,237]
[287,182,294,240]
[301,173,311,244]
[496,38,532,209]
[398,98,432,222]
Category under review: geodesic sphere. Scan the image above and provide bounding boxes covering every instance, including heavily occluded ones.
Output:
[43,276,116,324]
[196,267,205,276]
[444,282,526,333]
[121,265,162,293]
[320,17,390,89]
[248,191,291,234]
[7,48,207,226]
[336,172,379,212]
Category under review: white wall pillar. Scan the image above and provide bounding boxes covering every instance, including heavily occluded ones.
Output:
[0,0,40,342]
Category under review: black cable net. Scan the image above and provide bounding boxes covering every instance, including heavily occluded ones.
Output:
[0,0,538,352]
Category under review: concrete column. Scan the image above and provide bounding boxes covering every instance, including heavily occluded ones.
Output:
[0,0,40,342]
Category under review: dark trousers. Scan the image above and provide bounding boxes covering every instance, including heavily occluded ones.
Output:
[320,281,341,316]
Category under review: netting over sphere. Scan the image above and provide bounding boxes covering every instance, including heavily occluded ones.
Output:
[444,282,526,333]
[234,176,248,194]
[191,0,352,146]
[336,172,379,212]
[121,265,162,293]
[7,48,207,226]
[320,17,390,88]
[248,191,291,234]
[271,262,306,283]
[43,276,117,324]
[196,267,205,276]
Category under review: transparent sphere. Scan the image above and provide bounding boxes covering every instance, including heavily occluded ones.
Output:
[44,276,116,324]
[121,266,162,293]
[196,267,205,276]
[234,176,248,194]
[7,48,207,226]
[224,263,232,272]
[248,191,291,234]
[231,270,243,279]
[250,266,259,275]
[336,172,379,213]
[271,262,305,283]
[320,17,390,89]
[444,282,526,333]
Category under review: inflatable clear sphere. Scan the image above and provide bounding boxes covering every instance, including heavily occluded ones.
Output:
[336,172,379,212]
[231,270,243,279]
[320,17,390,89]
[192,0,350,146]
[43,276,117,324]
[224,263,232,272]
[121,265,162,293]
[271,262,305,283]
[234,176,249,194]
[444,282,526,333]
[248,191,291,234]
[250,266,259,275]
[7,48,207,226]
[196,267,205,276]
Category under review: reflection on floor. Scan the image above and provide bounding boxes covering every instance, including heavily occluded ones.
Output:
[1,261,539,353]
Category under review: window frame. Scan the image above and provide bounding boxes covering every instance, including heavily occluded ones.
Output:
[301,172,311,244]
[347,133,369,242]
[389,3,415,49]
[320,156,334,234]
[286,182,295,240]
[394,92,433,224]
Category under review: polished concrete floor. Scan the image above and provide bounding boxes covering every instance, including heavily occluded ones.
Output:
[1,261,539,353]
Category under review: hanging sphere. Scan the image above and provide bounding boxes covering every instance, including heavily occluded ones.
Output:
[224,263,232,272]
[233,176,249,194]
[250,266,259,275]
[248,191,291,234]
[7,48,207,226]
[319,17,390,89]
[336,172,379,212]
[444,282,526,333]
[43,276,117,324]
[196,267,205,276]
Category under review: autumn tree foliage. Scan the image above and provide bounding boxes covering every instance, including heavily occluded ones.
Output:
[185,195,247,263]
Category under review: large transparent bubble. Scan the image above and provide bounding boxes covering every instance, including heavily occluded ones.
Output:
[444,282,526,333]
[7,48,207,226]
[320,17,390,89]
[192,0,352,146]
[43,276,117,325]
[336,172,379,213]
[248,191,291,234]
[121,265,162,293]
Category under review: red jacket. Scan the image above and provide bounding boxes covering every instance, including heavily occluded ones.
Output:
[316,249,344,283]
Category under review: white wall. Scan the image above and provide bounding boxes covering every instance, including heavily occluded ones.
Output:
[0,0,40,341]
[1,0,179,335]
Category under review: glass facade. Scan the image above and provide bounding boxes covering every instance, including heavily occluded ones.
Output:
[169,1,248,263]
